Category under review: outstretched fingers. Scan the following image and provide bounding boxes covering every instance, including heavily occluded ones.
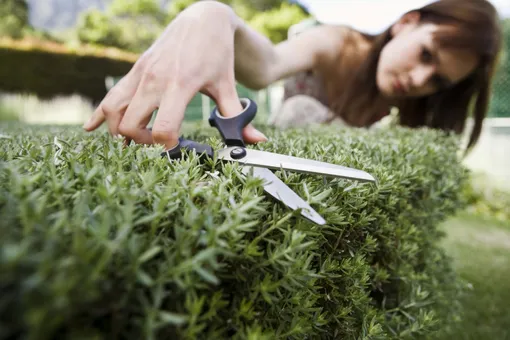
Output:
[151,82,198,151]
[83,105,106,131]
[83,63,143,135]
[84,92,127,136]
[118,83,159,145]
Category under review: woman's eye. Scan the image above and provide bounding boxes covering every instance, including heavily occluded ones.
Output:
[421,47,433,63]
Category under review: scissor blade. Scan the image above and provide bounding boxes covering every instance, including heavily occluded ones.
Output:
[218,147,376,183]
[241,166,326,225]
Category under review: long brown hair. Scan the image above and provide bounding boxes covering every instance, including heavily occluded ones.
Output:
[324,0,503,151]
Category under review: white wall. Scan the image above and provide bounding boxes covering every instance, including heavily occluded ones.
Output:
[463,118,510,190]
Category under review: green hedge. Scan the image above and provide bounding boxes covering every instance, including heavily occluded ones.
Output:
[0,122,470,339]
[0,40,136,104]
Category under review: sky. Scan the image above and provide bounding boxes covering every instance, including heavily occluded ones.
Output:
[291,0,510,34]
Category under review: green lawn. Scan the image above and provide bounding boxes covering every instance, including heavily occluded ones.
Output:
[437,212,510,340]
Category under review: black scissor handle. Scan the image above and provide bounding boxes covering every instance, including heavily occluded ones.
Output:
[208,98,257,147]
[160,137,214,160]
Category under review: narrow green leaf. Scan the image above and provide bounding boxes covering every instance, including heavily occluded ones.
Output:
[159,311,189,326]
[139,246,162,264]
[137,270,154,287]
[195,266,220,285]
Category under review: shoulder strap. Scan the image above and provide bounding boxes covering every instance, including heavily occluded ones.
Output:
[288,17,321,38]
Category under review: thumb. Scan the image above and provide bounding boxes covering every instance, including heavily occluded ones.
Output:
[213,90,268,144]
[242,123,268,144]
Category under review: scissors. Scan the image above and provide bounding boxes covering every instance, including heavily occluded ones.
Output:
[161,98,376,225]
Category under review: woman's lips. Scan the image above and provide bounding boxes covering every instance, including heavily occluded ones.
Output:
[393,78,408,94]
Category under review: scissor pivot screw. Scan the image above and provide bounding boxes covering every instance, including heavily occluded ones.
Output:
[230,147,246,159]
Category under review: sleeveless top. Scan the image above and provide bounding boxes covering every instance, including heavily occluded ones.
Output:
[281,19,391,126]
[283,18,330,107]
[282,70,330,107]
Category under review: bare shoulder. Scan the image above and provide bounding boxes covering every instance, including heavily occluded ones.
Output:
[294,24,351,62]
[266,23,354,84]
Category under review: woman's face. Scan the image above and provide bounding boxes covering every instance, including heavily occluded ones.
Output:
[376,12,479,99]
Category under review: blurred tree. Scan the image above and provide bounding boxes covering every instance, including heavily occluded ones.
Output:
[248,2,309,43]
[77,0,167,53]
[25,0,110,31]
[248,0,283,11]
[166,0,308,43]
[109,0,167,24]
[76,8,126,49]
[0,0,30,39]
[76,0,307,51]
[108,0,168,52]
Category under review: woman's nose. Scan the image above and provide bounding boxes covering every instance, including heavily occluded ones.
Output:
[410,65,436,89]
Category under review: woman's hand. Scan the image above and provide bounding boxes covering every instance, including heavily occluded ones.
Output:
[82,1,268,150]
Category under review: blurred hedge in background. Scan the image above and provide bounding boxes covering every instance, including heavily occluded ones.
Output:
[0,37,136,104]
[0,122,470,339]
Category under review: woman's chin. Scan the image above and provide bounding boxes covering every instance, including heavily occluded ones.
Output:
[378,85,398,98]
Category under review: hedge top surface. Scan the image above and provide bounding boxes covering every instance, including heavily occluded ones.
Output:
[162,98,376,226]
[0,122,469,340]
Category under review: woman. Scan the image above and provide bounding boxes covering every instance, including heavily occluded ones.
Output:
[83,0,502,152]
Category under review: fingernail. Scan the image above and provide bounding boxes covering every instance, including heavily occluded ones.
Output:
[254,130,268,141]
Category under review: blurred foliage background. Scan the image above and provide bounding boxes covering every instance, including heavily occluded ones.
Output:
[73,0,309,51]
[0,0,508,116]
[0,0,309,106]
[2,0,309,51]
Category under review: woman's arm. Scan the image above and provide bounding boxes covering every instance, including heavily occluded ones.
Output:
[230,11,344,89]
[83,0,342,149]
